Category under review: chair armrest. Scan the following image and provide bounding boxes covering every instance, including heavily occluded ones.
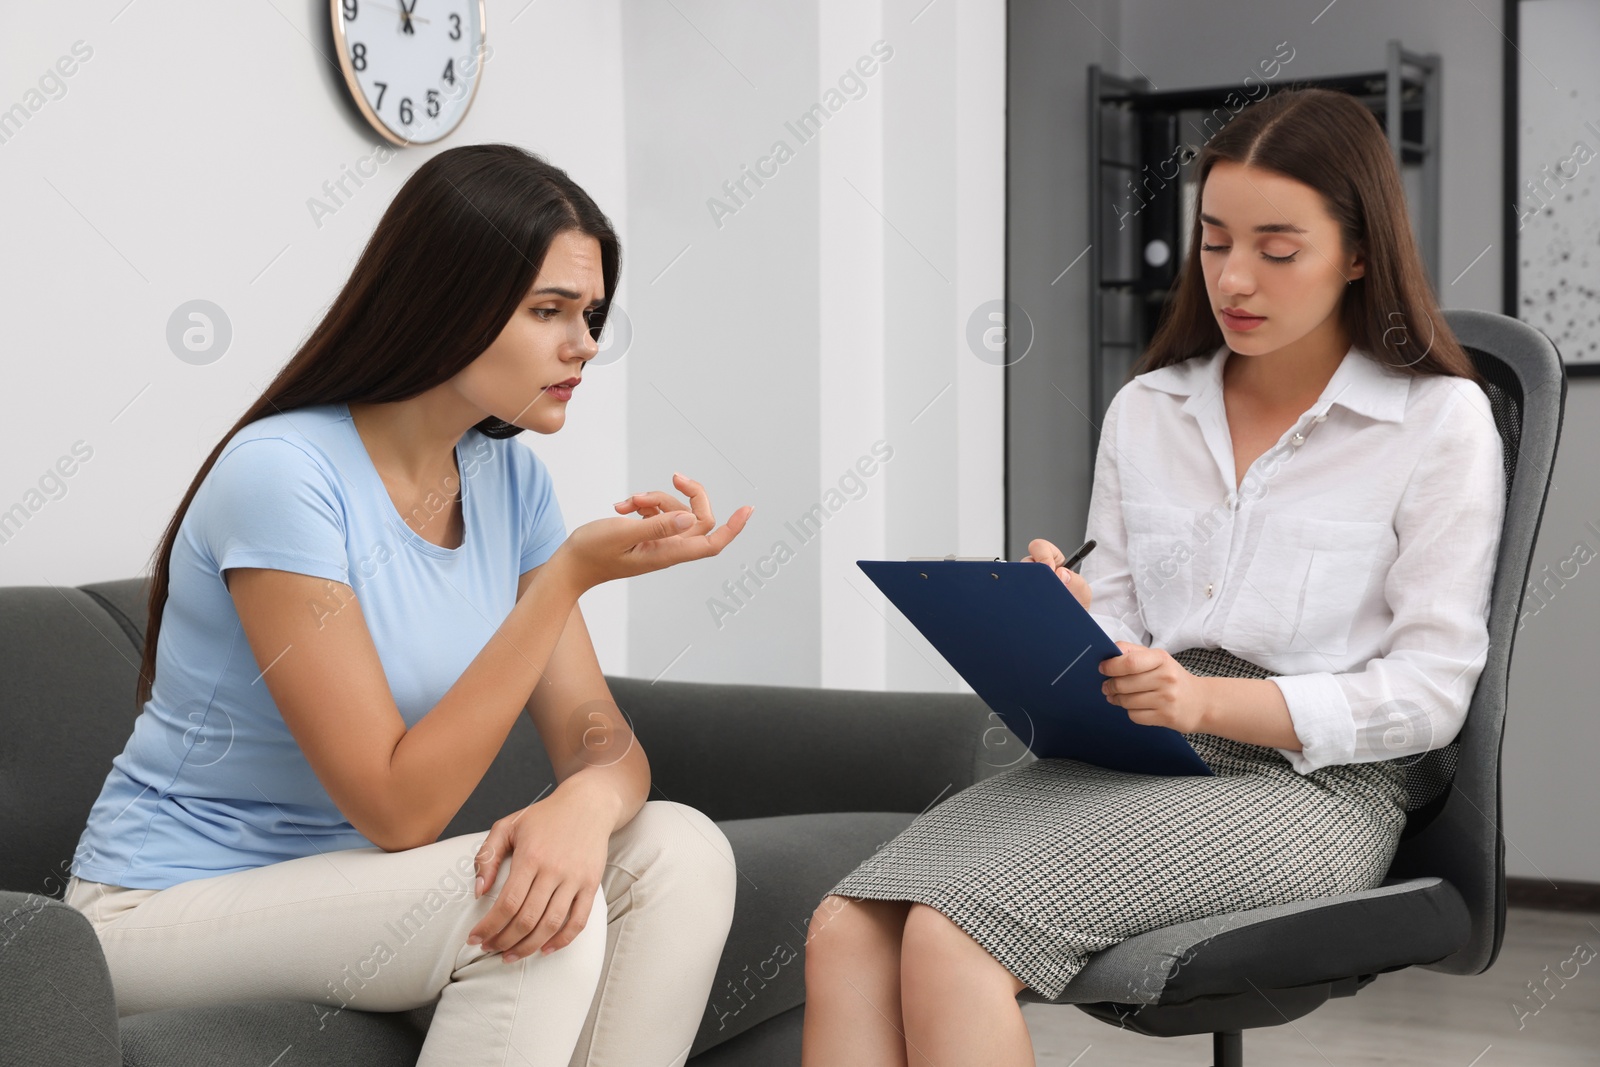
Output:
[0,890,120,1066]
[605,674,1021,821]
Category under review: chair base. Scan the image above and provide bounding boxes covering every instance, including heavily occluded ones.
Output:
[1075,974,1374,1062]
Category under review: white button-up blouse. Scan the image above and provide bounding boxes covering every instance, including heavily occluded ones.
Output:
[1079,343,1505,775]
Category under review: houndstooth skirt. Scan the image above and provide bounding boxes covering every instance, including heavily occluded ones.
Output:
[824,646,1411,1000]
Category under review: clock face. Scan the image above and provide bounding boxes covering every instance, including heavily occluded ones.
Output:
[330,0,487,146]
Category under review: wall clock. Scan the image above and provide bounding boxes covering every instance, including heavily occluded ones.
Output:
[329,0,487,147]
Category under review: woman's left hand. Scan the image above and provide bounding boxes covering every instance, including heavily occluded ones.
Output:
[1098,641,1210,734]
[466,788,613,962]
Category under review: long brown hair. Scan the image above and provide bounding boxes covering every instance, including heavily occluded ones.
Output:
[1137,87,1483,389]
[134,143,621,709]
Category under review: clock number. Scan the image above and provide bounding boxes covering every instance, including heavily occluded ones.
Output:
[337,6,479,140]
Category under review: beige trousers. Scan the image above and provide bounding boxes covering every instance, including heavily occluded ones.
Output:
[63,799,737,1067]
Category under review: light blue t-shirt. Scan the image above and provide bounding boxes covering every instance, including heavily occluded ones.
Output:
[71,401,567,890]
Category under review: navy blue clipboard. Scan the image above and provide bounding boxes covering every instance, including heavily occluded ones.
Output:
[857,559,1213,777]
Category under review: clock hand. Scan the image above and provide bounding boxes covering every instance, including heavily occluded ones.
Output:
[365,1,429,27]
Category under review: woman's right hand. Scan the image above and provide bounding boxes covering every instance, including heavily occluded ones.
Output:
[550,473,753,593]
[1021,537,1092,611]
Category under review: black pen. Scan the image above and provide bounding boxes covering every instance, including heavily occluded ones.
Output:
[1061,539,1096,573]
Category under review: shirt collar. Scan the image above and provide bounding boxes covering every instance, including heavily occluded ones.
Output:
[1135,343,1412,424]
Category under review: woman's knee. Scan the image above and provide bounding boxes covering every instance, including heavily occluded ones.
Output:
[899,903,1027,997]
[639,799,734,856]
[626,800,737,901]
[900,902,980,970]
[804,895,853,972]
[804,895,907,976]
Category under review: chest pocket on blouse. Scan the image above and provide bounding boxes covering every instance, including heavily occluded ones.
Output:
[1122,502,1202,646]
[1228,513,1398,658]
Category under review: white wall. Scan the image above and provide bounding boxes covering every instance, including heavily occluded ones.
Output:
[617,0,1006,692]
[1503,0,1600,886]
[0,1,631,665]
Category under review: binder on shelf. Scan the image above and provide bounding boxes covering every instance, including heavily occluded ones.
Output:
[856,558,1212,777]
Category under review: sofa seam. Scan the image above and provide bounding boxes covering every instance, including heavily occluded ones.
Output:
[80,586,144,652]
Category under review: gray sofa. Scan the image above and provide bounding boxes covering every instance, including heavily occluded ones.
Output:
[0,575,1009,1065]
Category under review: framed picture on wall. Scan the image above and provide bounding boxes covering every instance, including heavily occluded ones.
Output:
[1508,0,1600,376]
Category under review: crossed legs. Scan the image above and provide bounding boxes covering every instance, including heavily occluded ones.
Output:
[801,894,1034,1067]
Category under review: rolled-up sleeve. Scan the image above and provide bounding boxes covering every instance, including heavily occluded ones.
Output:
[1080,389,1149,648]
[1270,383,1505,774]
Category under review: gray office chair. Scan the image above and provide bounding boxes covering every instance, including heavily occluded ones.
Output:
[1014,308,1567,1066]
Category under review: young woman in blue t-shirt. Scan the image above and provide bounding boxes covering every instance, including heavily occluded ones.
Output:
[65,144,752,1067]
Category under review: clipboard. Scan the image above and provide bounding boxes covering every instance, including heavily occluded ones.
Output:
[857,558,1213,777]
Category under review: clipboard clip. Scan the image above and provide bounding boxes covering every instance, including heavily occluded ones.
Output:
[905,554,1004,561]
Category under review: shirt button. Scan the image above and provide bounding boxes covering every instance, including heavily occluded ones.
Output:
[1205,582,1214,598]
[1291,432,1305,447]
[1313,413,1327,423]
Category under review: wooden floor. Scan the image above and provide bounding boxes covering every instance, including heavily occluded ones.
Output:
[1020,907,1600,1065]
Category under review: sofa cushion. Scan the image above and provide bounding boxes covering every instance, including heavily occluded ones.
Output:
[1,891,121,1066]
[686,1002,804,1066]
[119,998,433,1067]
[689,811,914,1057]
[0,586,145,895]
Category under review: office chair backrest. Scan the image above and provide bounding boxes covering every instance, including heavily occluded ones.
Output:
[1387,308,1566,976]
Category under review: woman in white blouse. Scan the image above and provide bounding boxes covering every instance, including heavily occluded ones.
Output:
[805,87,1504,1065]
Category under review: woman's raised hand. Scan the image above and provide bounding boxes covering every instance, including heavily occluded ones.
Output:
[1021,537,1092,611]
[550,473,753,592]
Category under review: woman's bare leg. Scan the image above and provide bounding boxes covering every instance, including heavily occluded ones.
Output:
[801,894,915,1067]
[899,903,1033,1067]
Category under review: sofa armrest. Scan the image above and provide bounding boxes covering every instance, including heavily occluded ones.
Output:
[0,890,121,1066]
[604,674,1025,821]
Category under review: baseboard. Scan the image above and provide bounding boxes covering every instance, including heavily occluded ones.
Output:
[1506,876,1600,913]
